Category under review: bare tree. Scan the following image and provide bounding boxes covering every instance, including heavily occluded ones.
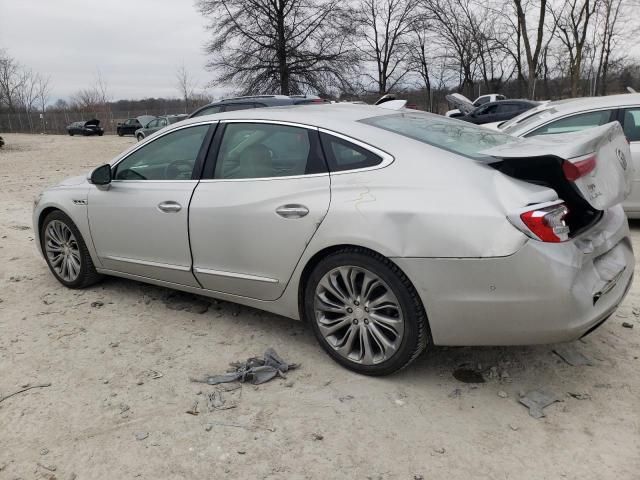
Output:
[197,0,358,95]
[407,18,435,110]
[0,50,23,112]
[176,63,196,112]
[594,0,624,95]
[354,0,418,94]
[551,0,600,96]
[509,0,557,98]
[36,74,52,114]
[16,68,39,113]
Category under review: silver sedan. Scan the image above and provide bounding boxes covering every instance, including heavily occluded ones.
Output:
[33,104,635,375]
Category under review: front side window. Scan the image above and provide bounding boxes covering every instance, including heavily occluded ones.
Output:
[474,96,490,107]
[214,123,324,179]
[527,109,614,136]
[114,125,209,181]
[158,118,168,127]
[623,108,640,142]
[146,119,159,129]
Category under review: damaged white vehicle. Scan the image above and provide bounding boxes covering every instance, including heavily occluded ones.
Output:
[33,104,635,375]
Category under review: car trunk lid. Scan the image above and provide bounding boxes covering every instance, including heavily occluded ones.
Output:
[480,122,633,211]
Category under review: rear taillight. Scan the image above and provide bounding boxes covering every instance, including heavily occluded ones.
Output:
[562,155,596,181]
[519,203,570,242]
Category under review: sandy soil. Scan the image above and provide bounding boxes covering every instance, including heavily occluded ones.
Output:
[0,133,639,480]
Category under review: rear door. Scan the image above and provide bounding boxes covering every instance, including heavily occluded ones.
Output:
[189,121,330,300]
[620,107,640,213]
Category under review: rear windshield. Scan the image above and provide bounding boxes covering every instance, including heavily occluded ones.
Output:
[360,111,516,160]
[501,106,557,132]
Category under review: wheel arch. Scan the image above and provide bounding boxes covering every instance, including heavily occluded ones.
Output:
[296,243,426,324]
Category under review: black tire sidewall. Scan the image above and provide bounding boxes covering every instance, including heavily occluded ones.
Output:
[304,250,427,376]
[40,211,95,289]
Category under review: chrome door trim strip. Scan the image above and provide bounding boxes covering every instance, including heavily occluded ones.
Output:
[103,255,192,272]
[193,267,279,284]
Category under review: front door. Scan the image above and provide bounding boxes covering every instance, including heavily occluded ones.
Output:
[88,123,213,286]
[189,121,330,300]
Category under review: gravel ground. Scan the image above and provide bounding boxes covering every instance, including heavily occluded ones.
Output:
[1,133,639,480]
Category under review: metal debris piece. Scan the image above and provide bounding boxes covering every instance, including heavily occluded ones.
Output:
[568,392,592,400]
[0,383,52,404]
[207,388,239,411]
[518,389,562,418]
[186,400,199,415]
[552,344,593,366]
[134,432,149,441]
[622,322,634,329]
[311,433,324,441]
[191,348,299,386]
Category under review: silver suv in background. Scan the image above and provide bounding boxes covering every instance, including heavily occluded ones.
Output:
[135,114,188,141]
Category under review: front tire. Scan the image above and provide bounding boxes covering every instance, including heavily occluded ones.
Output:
[304,248,429,375]
[40,210,102,289]
[136,133,144,141]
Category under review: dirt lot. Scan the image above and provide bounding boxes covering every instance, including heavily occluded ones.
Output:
[0,133,639,480]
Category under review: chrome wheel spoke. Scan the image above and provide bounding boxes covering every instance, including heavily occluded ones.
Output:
[44,220,81,282]
[315,265,404,366]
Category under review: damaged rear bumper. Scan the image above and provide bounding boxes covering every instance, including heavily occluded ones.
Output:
[393,205,635,346]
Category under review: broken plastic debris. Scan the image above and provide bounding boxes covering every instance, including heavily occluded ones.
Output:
[552,344,593,366]
[518,389,562,418]
[191,348,298,386]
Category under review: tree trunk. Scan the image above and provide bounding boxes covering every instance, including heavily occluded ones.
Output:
[276,3,290,95]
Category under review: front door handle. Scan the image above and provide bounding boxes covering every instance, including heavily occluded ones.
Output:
[276,204,309,219]
[158,201,182,213]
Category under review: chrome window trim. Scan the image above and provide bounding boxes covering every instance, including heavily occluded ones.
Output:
[193,267,279,284]
[110,120,218,174]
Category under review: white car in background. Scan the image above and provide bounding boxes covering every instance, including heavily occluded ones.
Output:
[501,93,640,217]
[445,93,506,118]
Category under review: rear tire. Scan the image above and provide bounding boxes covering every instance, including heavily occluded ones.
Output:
[304,247,429,375]
[40,210,103,289]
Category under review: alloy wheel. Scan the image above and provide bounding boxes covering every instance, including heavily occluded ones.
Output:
[44,220,81,282]
[314,266,405,365]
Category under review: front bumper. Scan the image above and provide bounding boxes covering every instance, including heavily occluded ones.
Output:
[393,205,635,346]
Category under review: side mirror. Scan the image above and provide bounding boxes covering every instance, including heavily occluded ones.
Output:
[90,164,112,185]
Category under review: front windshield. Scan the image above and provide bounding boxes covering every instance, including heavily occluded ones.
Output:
[360,111,517,160]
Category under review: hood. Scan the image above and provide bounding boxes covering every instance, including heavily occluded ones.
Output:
[54,175,88,187]
[446,93,474,115]
[85,119,100,127]
[137,115,156,126]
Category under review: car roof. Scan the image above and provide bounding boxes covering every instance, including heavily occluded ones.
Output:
[175,103,427,150]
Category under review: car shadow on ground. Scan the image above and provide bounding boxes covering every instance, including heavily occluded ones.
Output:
[93,275,613,392]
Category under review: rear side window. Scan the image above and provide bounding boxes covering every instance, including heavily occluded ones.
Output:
[527,110,614,136]
[319,133,382,171]
[623,108,640,142]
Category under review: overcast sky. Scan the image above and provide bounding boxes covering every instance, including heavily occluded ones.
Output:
[0,0,225,102]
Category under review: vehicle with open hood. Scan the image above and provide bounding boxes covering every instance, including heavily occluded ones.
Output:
[66,119,104,136]
[34,104,634,375]
[117,115,156,137]
[445,93,506,117]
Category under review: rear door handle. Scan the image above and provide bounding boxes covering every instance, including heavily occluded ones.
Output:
[276,204,309,219]
[158,201,182,213]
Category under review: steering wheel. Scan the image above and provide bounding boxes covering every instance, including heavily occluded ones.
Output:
[164,159,194,180]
